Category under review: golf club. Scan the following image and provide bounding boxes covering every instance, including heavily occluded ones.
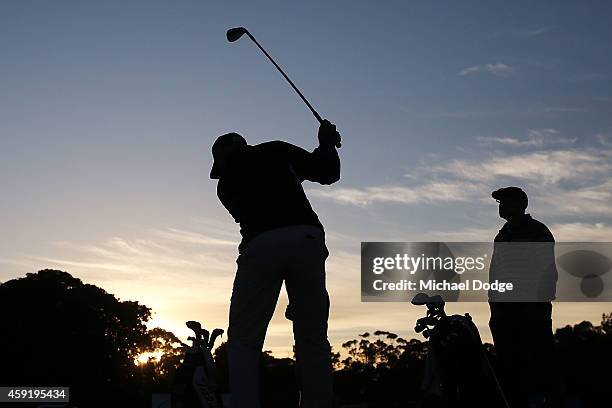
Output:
[201,328,210,347]
[227,26,341,148]
[176,320,222,407]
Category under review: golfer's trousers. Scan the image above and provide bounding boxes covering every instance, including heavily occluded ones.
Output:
[228,225,333,408]
[489,302,558,407]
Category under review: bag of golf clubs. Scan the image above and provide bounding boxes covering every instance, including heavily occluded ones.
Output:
[172,321,224,408]
[411,293,510,408]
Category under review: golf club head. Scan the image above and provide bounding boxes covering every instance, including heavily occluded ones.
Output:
[227,27,249,42]
[201,329,210,346]
[429,294,444,303]
[187,336,196,347]
[426,296,445,316]
[411,292,431,306]
[186,320,202,336]
[208,328,224,349]
[415,319,427,333]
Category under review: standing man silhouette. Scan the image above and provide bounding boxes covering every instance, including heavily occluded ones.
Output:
[211,120,341,408]
[489,187,559,408]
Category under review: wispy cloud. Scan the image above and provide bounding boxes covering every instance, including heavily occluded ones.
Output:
[495,26,553,39]
[535,180,612,216]
[459,63,514,76]
[438,149,612,184]
[154,228,235,247]
[426,227,497,241]
[550,223,612,241]
[309,182,481,206]
[596,133,612,147]
[3,227,241,293]
[426,223,612,242]
[520,27,552,37]
[476,129,576,147]
[312,132,612,223]
[417,106,588,120]
[1,225,242,338]
[542,107,588,114]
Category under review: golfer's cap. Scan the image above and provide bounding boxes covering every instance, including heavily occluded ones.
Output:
[210,132,247,179]
[492,186,528,207]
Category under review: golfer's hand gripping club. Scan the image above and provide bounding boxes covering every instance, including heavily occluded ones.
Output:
[318,119,342,149]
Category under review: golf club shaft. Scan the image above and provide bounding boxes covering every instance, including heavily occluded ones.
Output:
[246,32,323,124]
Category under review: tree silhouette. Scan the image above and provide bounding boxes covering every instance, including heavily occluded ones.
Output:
[1,269,611,407]
[334,331,428,406]
[135,327,184,397]
[553,314,612,407]
[0,270,172,407]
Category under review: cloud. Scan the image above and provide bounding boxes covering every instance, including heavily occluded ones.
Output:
[542,107,587,114]
[312,132,612,222]
[418,107,588,120]
[7,226,241,292]
[426,227,497,241]
[426,223,612,242]
[499,27,553,38]
[551,223,612,241]
[30,256,135,273]
[154,228,235,247]
[520,27,552,37]
[1,225,244,331]
[596,133,612,147]
[435,148,612,217]
[309,182,481,206]
[534,179,612,216]
[476,136,537,147]
[459,63,514,76]
[438,149,612,184]
[476,129,576,147]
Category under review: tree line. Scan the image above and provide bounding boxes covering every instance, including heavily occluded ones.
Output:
[1,270,610,407]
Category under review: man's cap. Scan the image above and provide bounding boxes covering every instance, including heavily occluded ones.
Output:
[492,186,528,208]
[210,132,246,179]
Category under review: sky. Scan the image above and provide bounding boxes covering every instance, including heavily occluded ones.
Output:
[1,0,611,356]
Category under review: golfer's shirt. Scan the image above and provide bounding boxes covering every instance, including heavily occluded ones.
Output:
[488,214,558,302]
[217,141,340,243]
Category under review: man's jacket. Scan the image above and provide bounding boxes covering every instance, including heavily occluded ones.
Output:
[217,141,340,243]
[489,214,558,302]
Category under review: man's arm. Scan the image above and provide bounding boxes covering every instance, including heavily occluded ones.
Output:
[284,120,341,185]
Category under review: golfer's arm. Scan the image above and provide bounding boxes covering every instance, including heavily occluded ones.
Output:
[309,144,340,185]
[282,141,340,185]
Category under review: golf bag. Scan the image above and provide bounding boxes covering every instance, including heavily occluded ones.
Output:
[412,293,509,408]
[172,321,224,408]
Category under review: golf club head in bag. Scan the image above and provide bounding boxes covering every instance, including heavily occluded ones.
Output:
[186,320,202,337]
[174,321,222,408]
[201,329,210,347]
[412,294,508,407]
[411,293,444,307]
[187,320,208,349]
[208,328,224,350]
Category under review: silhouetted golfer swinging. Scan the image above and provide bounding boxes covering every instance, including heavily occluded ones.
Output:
[211,120,341,408]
